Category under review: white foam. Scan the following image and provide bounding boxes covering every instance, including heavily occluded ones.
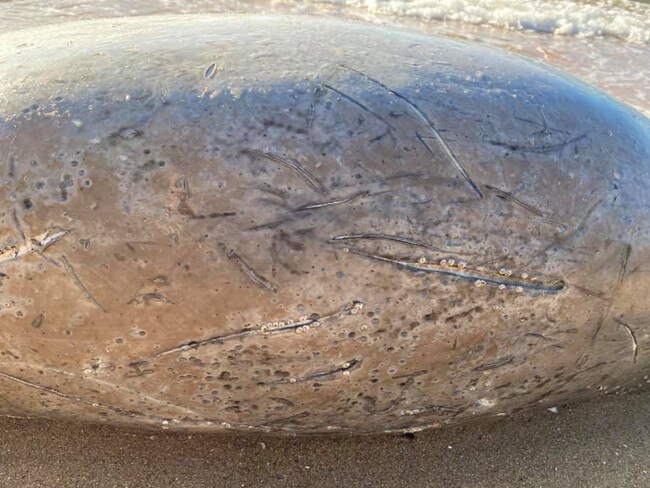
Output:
[311,0,650,43]
[1,1,648,43]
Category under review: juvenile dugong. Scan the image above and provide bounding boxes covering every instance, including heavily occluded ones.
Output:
[0,15,649,433]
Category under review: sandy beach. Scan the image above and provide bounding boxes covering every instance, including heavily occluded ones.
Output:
[0,390,648,487]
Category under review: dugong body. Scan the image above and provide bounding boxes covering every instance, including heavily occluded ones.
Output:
[0,15,649,433]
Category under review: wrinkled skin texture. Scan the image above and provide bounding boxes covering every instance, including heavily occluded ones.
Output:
[0,15,649,434]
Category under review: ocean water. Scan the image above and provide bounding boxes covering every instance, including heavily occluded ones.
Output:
[0,0,649,114]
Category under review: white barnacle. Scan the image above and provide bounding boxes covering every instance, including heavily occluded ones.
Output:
[289,378,297,383]
[458,261,467,269]
[440,259,448,266]
[448,259,455,266]
[498,284,506,290]
[521,273,529,279]
[474,279,486,288]
[515,286,523,293]
[418,256,427,264]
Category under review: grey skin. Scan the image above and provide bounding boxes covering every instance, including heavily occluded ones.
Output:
[0,15,649,434]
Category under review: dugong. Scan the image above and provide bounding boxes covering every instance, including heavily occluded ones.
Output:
[0,15,649,433]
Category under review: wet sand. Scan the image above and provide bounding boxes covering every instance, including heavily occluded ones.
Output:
[0,390,648,487]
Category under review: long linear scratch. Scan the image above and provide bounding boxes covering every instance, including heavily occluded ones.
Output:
[319,82,397,136]
[0,228,72,264]
[514,114,569,136]
[265,411,310,425]
[7,155,15,179]
[0,369,205,421]
[399,404,461,416]
[524,332,554,342]
[340,65,483,198]
[60,255,107,312]
[486,184,566,229]
[415,132,483,198]
[244,149,325,193]
[345,247,564,292]
[0,371,124,415]
[295,190,369,211]
[592,243,632,339]
[617,244,632,287]
[565,361,607,381]
[572,198,603,237]
[488,134,586,154]
[485,184,545,217]
[128,292,173,306]
[532,197,603,263]
[11,208,26,244]
[392,370,429,380]
[385,171,430,180]
[248,190,377,231]
[191,211,236,219]
[247,217,293,231]
[3,361,203,417]
[152,300,364,358]
[274,358,363,385]
[226,248,276,292]
[473,355,514,371]
[614,319,638,364]
[88,376,202,417]
[331,233,465,254]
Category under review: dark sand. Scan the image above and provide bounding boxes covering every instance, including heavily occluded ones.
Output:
[0,391,648,488]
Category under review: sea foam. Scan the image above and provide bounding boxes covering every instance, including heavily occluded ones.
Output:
[312,0,650,43]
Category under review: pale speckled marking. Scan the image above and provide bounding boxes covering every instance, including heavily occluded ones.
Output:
[0,227,72,264]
